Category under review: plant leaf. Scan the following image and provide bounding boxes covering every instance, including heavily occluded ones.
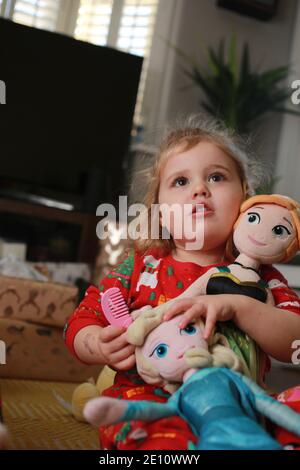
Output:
[169,36,300,134]
[228,34,238,84]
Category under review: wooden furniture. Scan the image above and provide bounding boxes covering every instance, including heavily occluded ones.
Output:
[0,197,99,264]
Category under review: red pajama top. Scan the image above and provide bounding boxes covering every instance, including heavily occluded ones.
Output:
[64,249,300,450]
[64,248,300,366]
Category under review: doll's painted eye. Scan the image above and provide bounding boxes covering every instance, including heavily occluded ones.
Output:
[272,225,291,238]
[150,343,169,359]
[247,212,261,224]
[180,324,197,335]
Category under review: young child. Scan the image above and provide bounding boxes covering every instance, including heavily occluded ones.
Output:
[64,115,300,450]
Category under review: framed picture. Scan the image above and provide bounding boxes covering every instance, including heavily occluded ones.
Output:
[217,0,278,21]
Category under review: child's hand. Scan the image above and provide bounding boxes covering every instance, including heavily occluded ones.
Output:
[99,325,136,371]
[163,295,238,340]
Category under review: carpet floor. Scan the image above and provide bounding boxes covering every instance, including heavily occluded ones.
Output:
[1,378,99,450]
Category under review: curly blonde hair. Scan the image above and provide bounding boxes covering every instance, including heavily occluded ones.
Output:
[133,114,263,256]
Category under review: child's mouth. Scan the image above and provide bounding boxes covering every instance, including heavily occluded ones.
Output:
[192,208,214,217]
[191,204,213,217]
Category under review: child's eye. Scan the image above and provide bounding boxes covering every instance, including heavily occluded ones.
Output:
[172,176,189,187]
[207,173,225,183]
[180,324,197,335]
[150,343,169,359]
[247,212,261,224]
[272,225,291,238]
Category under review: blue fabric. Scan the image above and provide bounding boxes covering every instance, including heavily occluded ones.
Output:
[121,398,176,423]
[118,368,300,450]
[170,368,280,450]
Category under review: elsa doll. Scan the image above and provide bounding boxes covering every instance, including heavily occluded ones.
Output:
[84,312,300,450]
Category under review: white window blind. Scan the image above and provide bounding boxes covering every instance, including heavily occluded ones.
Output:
[118,0,158,57]
[75,0,158,57]
[74,0,113,46]
[13,0,61,31]
[0,0,6,16]
[75,0,158,123]
[118,0,158,122]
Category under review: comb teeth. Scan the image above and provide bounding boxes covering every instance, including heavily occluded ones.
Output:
[101,287,132,328]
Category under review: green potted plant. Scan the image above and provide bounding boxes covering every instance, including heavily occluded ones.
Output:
[174,35,300,134]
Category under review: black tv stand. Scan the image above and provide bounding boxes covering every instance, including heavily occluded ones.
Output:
[0,195,99,264]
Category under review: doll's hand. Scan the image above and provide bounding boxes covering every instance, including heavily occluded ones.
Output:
[163,295,238,340]
[99,325,136,371]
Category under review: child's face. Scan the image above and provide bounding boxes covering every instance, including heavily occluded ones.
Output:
[233,203,296,264]
[140,315,207,383]
[158,141,244,252]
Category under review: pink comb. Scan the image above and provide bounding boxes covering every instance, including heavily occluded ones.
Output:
[101,287,133,328]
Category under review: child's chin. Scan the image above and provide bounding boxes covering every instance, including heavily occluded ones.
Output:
[181,238,205,251]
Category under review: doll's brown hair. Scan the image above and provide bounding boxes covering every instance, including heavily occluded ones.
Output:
[226,194,300,263]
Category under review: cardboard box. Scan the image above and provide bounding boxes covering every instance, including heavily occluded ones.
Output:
[0,275,78,328]
[0,318,102,382]
[30,262,91,285]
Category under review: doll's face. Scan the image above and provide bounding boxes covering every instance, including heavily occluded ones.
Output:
[140,315,208,383]
[233,203,295,263]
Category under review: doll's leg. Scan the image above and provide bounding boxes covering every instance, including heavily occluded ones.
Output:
[98,376,197,450]
[84,397,127,427]
[85,396,176,427]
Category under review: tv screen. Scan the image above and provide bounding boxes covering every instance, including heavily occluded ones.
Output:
[0,18,143,212]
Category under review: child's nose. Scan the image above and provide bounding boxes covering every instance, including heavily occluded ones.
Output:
[191,180,210,198]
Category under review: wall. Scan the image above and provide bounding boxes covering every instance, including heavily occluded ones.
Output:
[144,0,298,169]
[275,2,300,200]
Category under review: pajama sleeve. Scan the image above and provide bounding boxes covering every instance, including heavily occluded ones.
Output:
[260,265,300,316]
[64,249,136,359]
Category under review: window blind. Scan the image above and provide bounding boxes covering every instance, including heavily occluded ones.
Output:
[13,0,61,31]
[74,0,113,46]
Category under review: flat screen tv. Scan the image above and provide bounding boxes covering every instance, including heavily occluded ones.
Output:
[0,18,143,212]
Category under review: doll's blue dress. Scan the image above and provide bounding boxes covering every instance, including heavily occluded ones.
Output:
[118,367,300,450]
